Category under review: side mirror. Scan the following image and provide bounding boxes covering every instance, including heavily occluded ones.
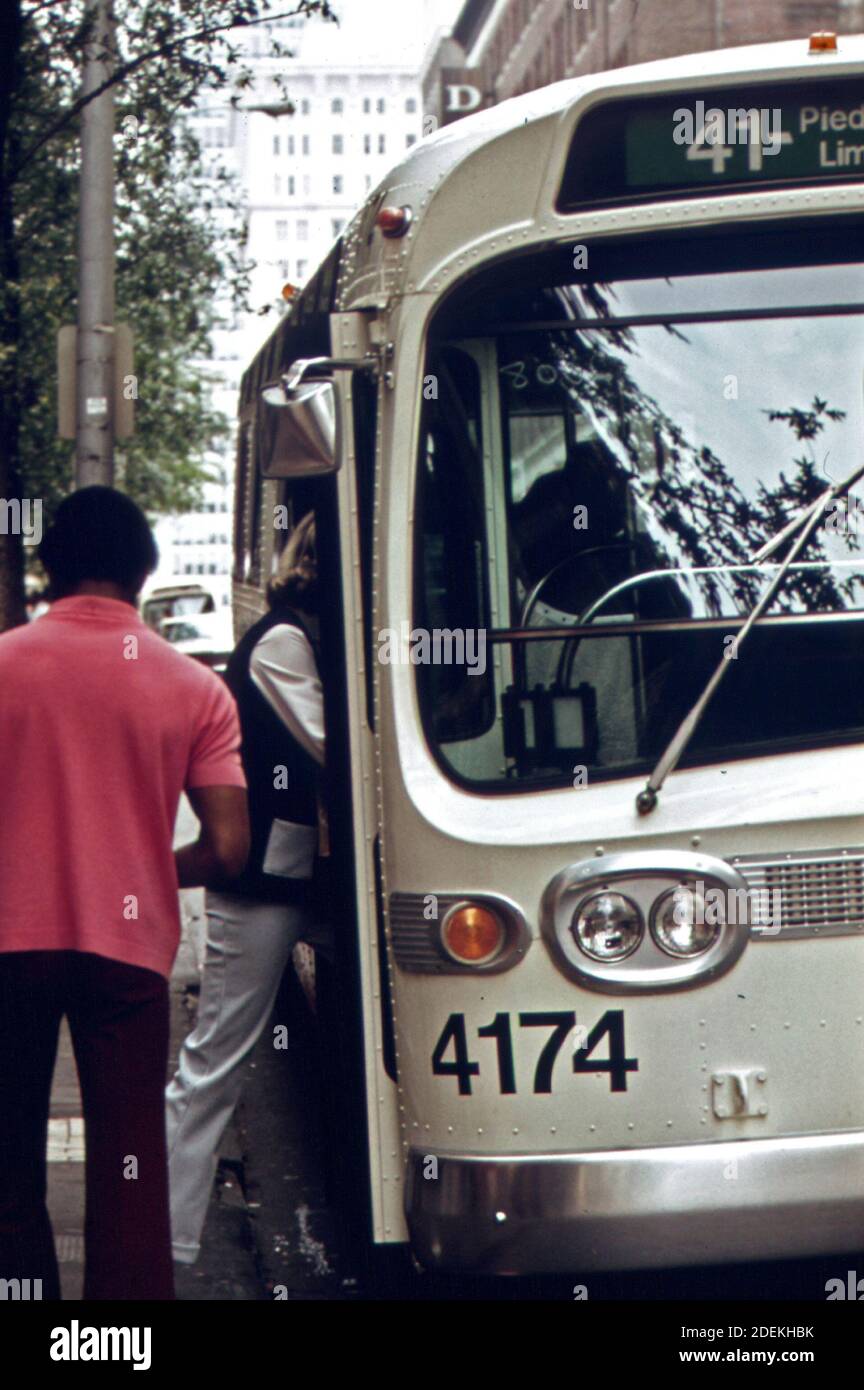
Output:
[258,375,337,478]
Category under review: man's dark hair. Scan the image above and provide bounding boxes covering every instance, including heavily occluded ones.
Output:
[39,486,159,599]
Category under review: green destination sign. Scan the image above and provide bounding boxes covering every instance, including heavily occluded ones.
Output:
[558,78,864,209]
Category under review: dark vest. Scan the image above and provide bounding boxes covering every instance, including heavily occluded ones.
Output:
[224,606,319,903]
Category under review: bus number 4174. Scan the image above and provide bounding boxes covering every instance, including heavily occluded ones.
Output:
[431,1010,639,1096]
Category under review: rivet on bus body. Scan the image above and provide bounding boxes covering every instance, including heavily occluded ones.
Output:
[691,836,701,847]
[495,1211,507,1223]
[478,1128,483,1134]
[820,1020,827,1027]
[667,1121,673,1128]
[590,1125,596,1132]
[595,846,604,856]
[628,1123,634,1131]
[512,1128,519,1135]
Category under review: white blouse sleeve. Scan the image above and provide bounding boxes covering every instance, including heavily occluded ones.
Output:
[249,624,326,766]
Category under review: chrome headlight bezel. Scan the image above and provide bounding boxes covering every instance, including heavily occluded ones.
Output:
[541,851,751,994]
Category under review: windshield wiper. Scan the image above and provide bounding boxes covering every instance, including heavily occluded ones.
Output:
[636,455,864,815]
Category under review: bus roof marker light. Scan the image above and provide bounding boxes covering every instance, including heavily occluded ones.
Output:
[808,31,838,54]
[377,205,413,238]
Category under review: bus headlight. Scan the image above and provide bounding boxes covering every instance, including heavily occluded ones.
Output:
[571,892,643,962]
[652,886,722,958]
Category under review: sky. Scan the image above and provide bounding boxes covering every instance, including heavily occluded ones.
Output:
[297,0,465,64]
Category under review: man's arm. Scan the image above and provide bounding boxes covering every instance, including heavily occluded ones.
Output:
[175,785,250,888]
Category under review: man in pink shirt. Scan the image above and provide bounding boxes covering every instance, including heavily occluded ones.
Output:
[0,486,249,1300]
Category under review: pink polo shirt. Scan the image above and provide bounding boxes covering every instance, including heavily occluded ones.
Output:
[0,596,246,978]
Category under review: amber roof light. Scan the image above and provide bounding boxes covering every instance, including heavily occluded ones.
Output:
[809,31,838,53]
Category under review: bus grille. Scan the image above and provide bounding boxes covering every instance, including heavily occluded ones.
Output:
[734,849,864,939]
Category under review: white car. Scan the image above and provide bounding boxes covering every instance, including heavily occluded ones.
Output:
[159,612,234,670]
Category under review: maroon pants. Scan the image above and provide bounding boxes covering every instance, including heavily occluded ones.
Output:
[0,950,174,1300]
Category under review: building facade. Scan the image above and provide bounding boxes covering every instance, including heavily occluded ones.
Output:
[424,0,864,126]
[149,7,427,607]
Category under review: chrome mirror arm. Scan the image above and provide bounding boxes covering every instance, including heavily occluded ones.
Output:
[280,354,379,397]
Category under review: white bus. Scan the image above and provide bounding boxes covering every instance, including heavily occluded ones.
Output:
[233,31,864,1279]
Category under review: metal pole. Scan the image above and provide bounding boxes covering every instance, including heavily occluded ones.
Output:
[714,0,724,49]
[75,0,115,488]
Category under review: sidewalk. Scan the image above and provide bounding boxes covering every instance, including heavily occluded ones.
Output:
[46,797,262,1301]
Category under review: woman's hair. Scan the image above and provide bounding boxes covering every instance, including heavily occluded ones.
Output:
[38,485,159,599]
[267,510,318,612]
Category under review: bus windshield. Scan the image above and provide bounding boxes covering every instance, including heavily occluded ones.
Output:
[416,221,864,790]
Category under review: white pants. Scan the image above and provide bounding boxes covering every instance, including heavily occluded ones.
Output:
[165,890,308,1264]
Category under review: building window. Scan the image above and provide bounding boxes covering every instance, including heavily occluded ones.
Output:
[273,135,280,155]
[363,133,371,155]
[287,135,295,156]
[287,175,295,196]
[276,219,288,240]
[297,219,309,241]
[406,97,417,113]
[333,175,343,194]
[362,97,371,113]
[332,134,344,155]
[297,259,308,279]
[303,174,311,194]
[274,175,281,194]
[406,134,416,148]
[332,218,344,237]
[331,97,344,114]
[300,99,310,115]
[365,174,372,190]
[302,135,310,155]
[377,97,386,113]
[378,134,386,154]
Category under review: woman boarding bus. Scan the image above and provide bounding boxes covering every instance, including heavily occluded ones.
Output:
[234,31,864,1277]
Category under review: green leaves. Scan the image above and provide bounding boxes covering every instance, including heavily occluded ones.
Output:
[0,2,333,625]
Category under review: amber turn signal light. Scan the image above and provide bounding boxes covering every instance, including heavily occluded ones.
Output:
[441,903,505,964]
[809,31,838,53]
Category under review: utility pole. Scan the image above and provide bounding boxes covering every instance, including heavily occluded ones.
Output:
[75,0,116,488]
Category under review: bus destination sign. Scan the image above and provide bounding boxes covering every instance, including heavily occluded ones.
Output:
[558,79,864,209]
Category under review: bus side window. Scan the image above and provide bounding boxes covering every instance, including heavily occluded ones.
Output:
[416,348,495,743]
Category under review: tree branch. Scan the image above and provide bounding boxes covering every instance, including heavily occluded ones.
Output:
[10,0,335,183]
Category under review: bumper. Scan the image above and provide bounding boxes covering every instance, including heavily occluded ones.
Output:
[406,1132,864,1273]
